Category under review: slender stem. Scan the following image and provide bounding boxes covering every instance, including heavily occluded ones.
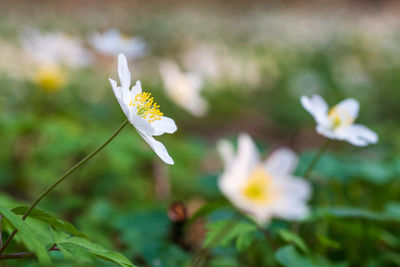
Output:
[303,139,331,179]
[191,216,239,267]
[0,120,129,255]
[0,252,35,260]
[259,227,278,250]
[0,244,59,260]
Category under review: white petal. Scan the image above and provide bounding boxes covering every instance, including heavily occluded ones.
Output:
[280,176,311,201]
[184,97,208,117]
[187,72,204,93]
[137,130,174,165]
[131,113,154,136]
[250,211,273,226]
[108,78,121,99]
[218,134,259,197]
[300,95,330,126]
[152,116,177,136]
[235,133,260,175]
[274,202,310,221]
[335,98,359,121]
[118,53,131,90]
[270,177,311,220]
[131,80,142,97]
[265,148,298,177]
[109,78,129,118]
[336,124,378,146]
[217,139,235,168]
[316,125,337,139]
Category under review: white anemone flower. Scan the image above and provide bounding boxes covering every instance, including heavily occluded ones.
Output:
[21,30,91,67]
[217,134,311,225]
[159,60,207,116]
[109,54,177,164]
[301,94,378,146]
[90,29,146,59]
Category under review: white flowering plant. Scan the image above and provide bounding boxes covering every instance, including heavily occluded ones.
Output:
[0,6,398,267]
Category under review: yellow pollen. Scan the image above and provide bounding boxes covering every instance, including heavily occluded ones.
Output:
[242,166,275,204]
[328,106,354,129]
[129,92,163,123]
[35,65,66,92]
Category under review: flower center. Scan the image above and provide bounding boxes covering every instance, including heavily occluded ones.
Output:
[328,106,354,129]
[129,92,163,123]
[35,65,66,92]
[242,166,274,204]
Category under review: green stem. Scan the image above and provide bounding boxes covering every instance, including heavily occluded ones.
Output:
[0,244,59,260]
[190,215,239,267]
[0,120,129,255]
[303,139,331,179]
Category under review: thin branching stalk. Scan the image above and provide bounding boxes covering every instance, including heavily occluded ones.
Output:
[0,120,129,255]
[303,139,331,179]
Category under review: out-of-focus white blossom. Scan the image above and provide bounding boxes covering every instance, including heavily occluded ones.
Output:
[21,30,91,67]
[218,134,311,225]
[160,60,207,117]
[90,29,146,59]
[301,95,378,146]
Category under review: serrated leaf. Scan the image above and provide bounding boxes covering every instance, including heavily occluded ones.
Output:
[11,206,86,237]
[204,219,257,249]
[0,205,51,263]
[277,229,309,253]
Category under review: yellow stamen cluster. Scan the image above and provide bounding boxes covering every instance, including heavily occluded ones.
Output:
[328,106,354,129]
[129,92,163,123]
[242,166,275,204]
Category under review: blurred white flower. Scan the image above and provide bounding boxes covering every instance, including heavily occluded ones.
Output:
[159,60,207,117]
[219,54,261,87]
[35,65,66,92]
[182,43,221,81]
[21,30,91,67]
[90,29,146,59]
[301,95,378,146]
[217,134,311,225]
[109,54,177,165]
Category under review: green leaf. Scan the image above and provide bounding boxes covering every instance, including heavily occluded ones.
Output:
[235,232,254,252]
[57,242,96,263]
[204,219,257,249]
[11,206,86,237]
[378,229,400,249]
[275,245,347,267]
[186,201,227,227]
[384,202,400,221]
[312,207,395,222]
[52,229,136,267]
[0,205,51,263]
[276,229,309,253]
[316,234,341,250]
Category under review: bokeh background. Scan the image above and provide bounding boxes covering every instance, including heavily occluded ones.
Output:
[0,0,400,266]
